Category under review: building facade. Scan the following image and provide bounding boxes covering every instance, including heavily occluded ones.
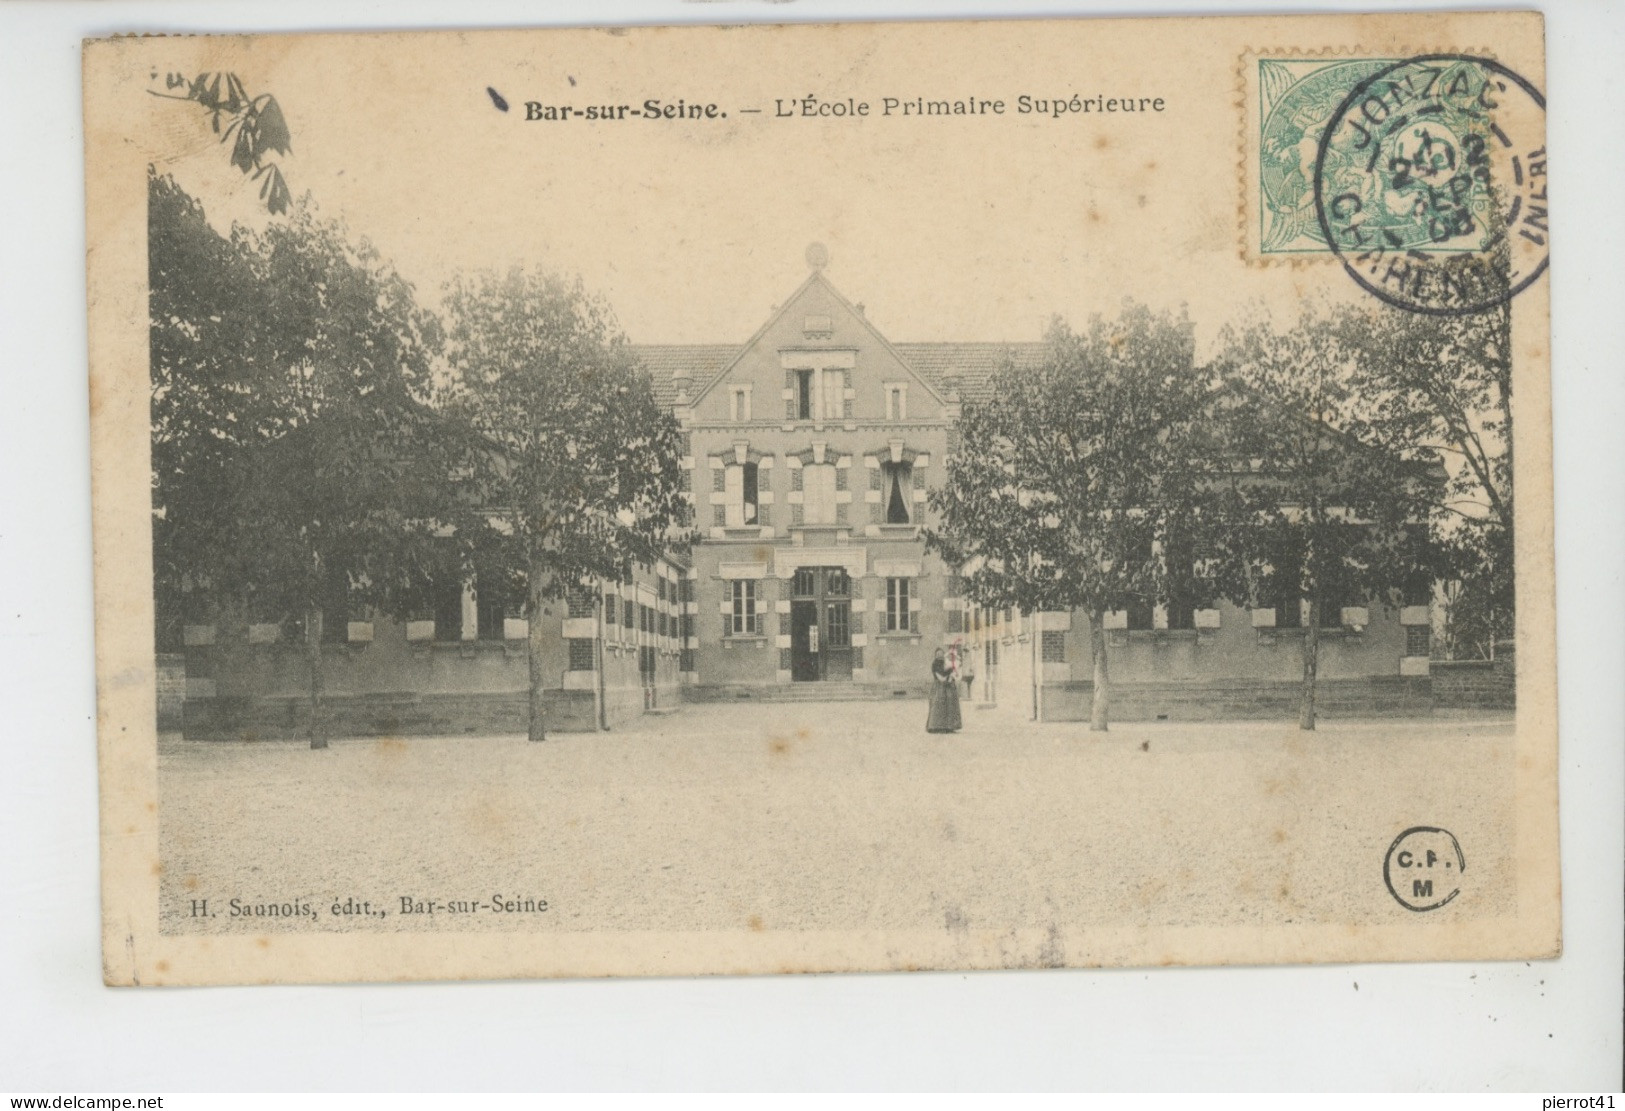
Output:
[173,257,1446,738]
[178,558,689,739]
[642,260,1433,722]
[645,266,969,705]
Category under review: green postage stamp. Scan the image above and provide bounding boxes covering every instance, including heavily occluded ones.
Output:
[1251,57,1402,256]
[1245,51,1550,317]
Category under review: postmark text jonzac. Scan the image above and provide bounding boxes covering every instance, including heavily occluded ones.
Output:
[522,93,1167,123]
[185,894,550,921]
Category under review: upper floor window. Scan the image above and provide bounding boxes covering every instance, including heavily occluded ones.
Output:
[729,385,752,422]
[882,461,912,524]
[803,463,838,524]
[795,370,813,420]
[566,586,596,619]
[884,383,908,421]
[820,368,845,420]
[724,461,759,527]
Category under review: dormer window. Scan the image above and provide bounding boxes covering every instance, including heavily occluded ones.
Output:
[820,368,845,420]
[791,367,846,420]
[795,370,813,420]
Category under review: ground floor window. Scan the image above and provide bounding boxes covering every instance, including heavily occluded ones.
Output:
[432,572,464,642]
[1406,623,1431,657]
[1164,534,1198,630]
[317,568,350,644]
[1315,590,1347,628]
[885,577,916,633]
[567,638,595,671]
[729,579,759,635]
[477,572,524,641]
[1126,600,1154,631]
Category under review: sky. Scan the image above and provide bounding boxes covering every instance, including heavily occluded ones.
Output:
[141,16,1535,359]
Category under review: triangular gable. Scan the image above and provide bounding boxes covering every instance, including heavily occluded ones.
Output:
[688,270,948,411]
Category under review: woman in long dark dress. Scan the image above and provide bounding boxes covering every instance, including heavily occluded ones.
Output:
[926,648,963,733]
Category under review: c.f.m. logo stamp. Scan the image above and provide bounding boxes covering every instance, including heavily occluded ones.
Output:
[1384,826,1467,911]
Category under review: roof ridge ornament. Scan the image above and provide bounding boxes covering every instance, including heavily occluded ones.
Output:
[804,242,829,271]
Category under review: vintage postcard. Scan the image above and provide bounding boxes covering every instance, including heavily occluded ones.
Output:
[86,11,1558,986]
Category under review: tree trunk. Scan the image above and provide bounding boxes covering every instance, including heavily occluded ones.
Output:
[527,559,548,743]
[1300,597,1319,732]
[305,606,327,749]
[1089,608,1110,732]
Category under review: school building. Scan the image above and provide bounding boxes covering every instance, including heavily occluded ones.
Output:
[173,254,1453,738]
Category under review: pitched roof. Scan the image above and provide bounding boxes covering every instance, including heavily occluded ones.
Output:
[631,344,741,408]
[629,339,1050,408]
[891,342,1049,401]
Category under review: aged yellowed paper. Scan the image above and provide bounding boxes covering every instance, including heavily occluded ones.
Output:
[87,12,1557,985]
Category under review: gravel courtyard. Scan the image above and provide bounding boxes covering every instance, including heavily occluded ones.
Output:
[159,702,1517,936]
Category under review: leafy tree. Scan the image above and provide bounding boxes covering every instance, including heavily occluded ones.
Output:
[1211,305,1449,730]
[441,268,692,742]
[1334,302,1514,658]
[149,171,464,747]
[927,303,1218,731]
[152,72,293,213]
[149,171,267,649]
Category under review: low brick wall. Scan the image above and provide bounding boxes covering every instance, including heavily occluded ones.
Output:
[682,681,928,704]
[1432,656,1516,711]
[183,689,597,741]
[1040,676,1434,723]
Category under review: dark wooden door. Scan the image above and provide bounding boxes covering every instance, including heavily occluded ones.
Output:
[790,601,820,681]
[789,567,854,682]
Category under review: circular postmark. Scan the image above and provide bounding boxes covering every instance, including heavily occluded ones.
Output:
[1312,54,1548,315]
[1383,826,1466,911]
